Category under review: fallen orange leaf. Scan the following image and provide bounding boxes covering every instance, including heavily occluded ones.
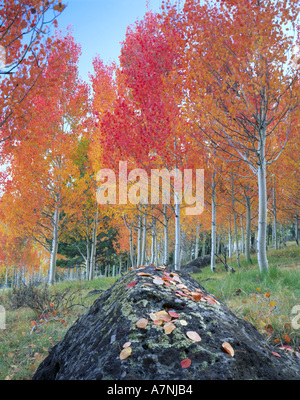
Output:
[136,318,148,329]
[284,334,291,344]
[222,342,234,357]
[191,292,201,301]
[164,322,176,334]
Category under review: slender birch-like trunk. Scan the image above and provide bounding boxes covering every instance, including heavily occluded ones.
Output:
[89,207,98,281]
[141,210,147,266]
[174,202,181,270]
[151,216,156,265]
[245,195,251,262]
[202,233,206,255]
[86,235,90,281]
[295,214,299,246]
[231,168,241,268]
[136,214,142,267]
[273,177,278,250]
[257,130,269,271]
[123,216,135,268]
[163,204,169,266]
[211,172,216,271]
[240,214,244,254]
[228,216,232,259]
[195,221,200,259]
[49,200,60,285]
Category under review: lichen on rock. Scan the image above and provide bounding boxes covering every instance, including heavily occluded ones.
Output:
[33,266,300,380]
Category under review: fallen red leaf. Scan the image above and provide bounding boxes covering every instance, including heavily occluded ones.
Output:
[168,311,179,319]
[126,281,137,289]
[272,351,281,357]
[181,358,191,369]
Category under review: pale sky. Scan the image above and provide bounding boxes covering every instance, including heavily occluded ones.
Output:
[56,0,165,83]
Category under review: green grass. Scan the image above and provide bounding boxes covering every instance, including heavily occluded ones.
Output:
[193,242,300,352]
[0,243,300,380]
[0,276,118,380]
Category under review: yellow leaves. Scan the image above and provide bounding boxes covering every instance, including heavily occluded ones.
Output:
[154,310,171,322]
[120,346,132,360]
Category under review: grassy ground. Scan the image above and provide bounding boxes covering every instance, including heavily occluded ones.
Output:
[193,242,300,353]
[0,243,299,380]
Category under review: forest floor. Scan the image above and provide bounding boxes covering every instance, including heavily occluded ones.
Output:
[0,243,299,380]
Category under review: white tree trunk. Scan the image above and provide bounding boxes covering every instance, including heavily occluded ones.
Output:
[273,178,278,250]
[141,210,147,266]
[240,214,244,254]
[89,207,98,281]
[136,215,142,267]
[163,204,169,266]
[257,141,269,272]
[202,233,206,255]
[211,173,216,271]
[231,168,241,268]
[245,195,251,262]
[295,214,298,246]
[195,221,200,259]
[49,203,60,285]
[174,202,181,270]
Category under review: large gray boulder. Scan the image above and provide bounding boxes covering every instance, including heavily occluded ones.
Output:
[33,266,300,380]
[180,255,211,273]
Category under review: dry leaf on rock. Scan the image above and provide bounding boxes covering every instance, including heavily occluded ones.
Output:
[153,277,164,285]
[120,347,132,360]
[168,311,179,319]
[126,281,137,289]
[155,310,171,321]
[179,319,188,326]
[136,318,148,328]
[191,292,202,301]
[186,331,201,342]
[136,272,152,277]
[222,341,234,357]
[164,322,176,334]
[181,358,191,368]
